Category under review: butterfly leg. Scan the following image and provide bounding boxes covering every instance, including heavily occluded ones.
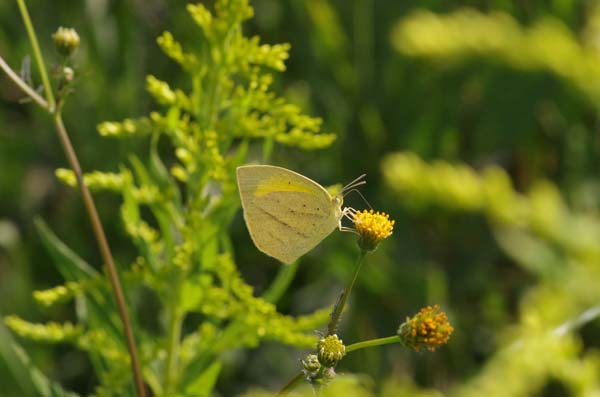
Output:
[339,207,360,235]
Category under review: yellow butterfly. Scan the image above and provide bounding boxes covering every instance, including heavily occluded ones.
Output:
[236,165,366,264]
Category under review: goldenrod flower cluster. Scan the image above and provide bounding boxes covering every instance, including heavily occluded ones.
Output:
[351,209,395,251]
[397,304,454,352]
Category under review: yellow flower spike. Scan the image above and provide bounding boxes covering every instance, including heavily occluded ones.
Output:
[397,304,454,352]
[351,209,395,251]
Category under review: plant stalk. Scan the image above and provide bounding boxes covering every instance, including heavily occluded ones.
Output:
[10,1,146,394]
[164,291,183,394]
[0,55,48,109]
[263,260,299,304]
[327,249,367,335]
[16,0,55,111]
[278,250,368,395]
[345,335,400,353]
[278,371,304,396]
[54,114,146,397]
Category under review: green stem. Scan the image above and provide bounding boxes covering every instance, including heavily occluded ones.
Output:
[278,371,304,396]
[313,383,322,397]
[263,260,299,304]
[0,55,48,109]
[327,249,367,335]
[345,335,400,353]
[16,0,55,111]
[164,300,183,395]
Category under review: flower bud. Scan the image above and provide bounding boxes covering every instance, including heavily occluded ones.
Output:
[62,66,74,82]
[52,27,80,56]
[302,354,321,373]
[317,334,346,367]
[397,304,454,352]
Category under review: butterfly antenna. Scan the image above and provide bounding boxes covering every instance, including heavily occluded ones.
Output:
[343,188,373,210]
[341,174,367,194]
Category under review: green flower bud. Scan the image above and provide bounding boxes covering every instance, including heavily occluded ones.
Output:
[52,27,80,56]
[302,354,321,373]
[317,334,345,367]
[322,367,336,382]
[62,66,74,82]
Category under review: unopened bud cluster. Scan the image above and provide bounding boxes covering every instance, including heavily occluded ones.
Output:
[317,334,346,367]
[302,354,320,373]
[52,27,80,56]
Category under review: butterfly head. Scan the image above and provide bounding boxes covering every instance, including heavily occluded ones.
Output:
[333,173,368,220]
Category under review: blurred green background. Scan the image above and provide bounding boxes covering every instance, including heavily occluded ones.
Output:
[3,0,600,396]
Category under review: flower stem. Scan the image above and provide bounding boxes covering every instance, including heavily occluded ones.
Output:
[164,305,183,395]
[54,114,146,397]
[16,0,55,111]
[278,371,304,396]
[327,249,367,335]
[345,335,400,353]
[9,2,146,395]
[0,55,48,109]
[263,260,299,304]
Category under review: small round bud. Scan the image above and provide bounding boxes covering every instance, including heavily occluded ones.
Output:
[317,334,346,367]
[397,304,454,352]
[302,354,320,373]
[52,27,80,56]
[62,66,74,82]
[321,367,336,382]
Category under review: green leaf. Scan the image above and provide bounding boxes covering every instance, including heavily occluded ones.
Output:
[180,279,204,312]
[10,338,80,397]
[0,318,36,396]
[149,133,182,211]
[34,218,98,281]
[130,154,177,260]
[34,218,123,356]
[184,360,222,396]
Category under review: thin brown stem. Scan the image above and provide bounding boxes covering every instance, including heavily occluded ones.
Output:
[0,55,48,109]
[2,46,146,397]
[9,0,145,392]
[53,113,146,397]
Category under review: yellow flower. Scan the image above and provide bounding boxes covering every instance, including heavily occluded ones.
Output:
[350,209,395,251]
[397,304,454,352]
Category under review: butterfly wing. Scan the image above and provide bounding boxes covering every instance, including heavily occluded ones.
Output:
[237,165,341,264]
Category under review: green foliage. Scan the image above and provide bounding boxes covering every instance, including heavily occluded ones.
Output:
[383,152,600,396]
[392,8,600,104]
[4,1,335,395]
[6,0,600,396]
